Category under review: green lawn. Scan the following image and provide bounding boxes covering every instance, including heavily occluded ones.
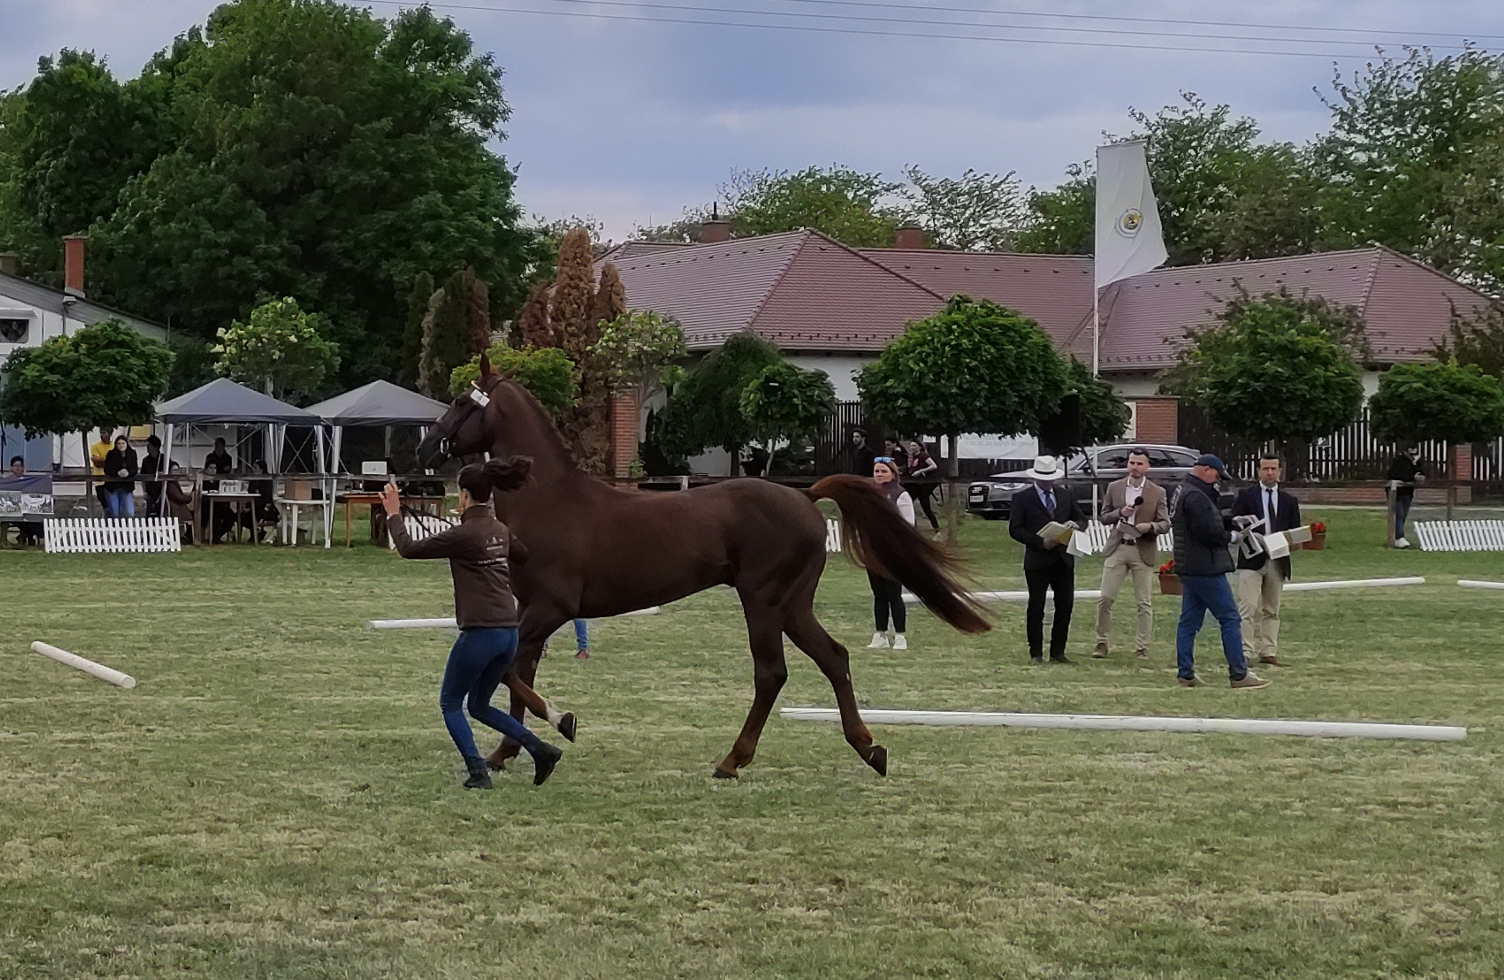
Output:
[2,507,1502,978]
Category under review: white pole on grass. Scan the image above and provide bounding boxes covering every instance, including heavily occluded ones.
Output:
[30,642,136,689]
[368,607,662,629]
[781,707,1465,742]
[1458,579,1504,590]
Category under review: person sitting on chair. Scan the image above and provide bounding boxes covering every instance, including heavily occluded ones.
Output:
[8,456,44,546]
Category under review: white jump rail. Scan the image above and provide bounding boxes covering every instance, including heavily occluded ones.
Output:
[826,520,1171,557]
[1458,579,1504,590]
[1414,520,1504,552]
[781,707,1466,742]
[30,641,137,688]
[903,577,1423,605]
[369,607,661,629]
[44,518,181,555]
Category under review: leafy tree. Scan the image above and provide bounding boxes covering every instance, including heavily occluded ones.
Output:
[1064,359,1132,449]
[589,310,688,413]
[859,297,1069,540]
[547,230,615,473]
[463,267,492,355]
[0,319,172,501]
[1368,361,1504,446]
[548,229,598,361]
[1162,291,1366,454]
[726,165,903,246]
[660,332,782,472]
[897,166,1027,251]
[1,0,540,386]
[449,343,577,416]
[517,280,553,349]
[213,296,339,402]
[1016,164,1093,255]
[397,271,434,388]
[738,362,836,470]
[1433,301,1504,379]
[419,270,468,399]
[165,335,219,398]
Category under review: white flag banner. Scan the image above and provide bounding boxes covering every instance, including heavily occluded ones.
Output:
[1094,141,1168,289]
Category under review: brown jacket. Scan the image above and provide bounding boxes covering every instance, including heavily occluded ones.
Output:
[1098,477,1170,564]
[385,505,527,629]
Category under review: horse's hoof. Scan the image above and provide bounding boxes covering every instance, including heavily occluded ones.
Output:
[558,712,578,742]
[712,766,738,779]
[866,745,888,777]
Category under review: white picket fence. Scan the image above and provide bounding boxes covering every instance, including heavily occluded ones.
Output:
[1413,520,1504,552]
[44,518,182,555]
[822,518,1172,555]
[388,512,455,549]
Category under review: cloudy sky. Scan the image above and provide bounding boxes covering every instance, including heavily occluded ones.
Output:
[5,0,1504,239]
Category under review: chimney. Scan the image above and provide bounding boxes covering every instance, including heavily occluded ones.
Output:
[0,252,18,277]
[63,235,86,298]
[700,202,732,244]
[893,225,926,250]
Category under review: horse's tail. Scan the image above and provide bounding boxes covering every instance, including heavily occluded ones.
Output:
[806,475,990,634]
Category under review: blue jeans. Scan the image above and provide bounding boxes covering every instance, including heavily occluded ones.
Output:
[543,619,589,651]
[105,489,135,518]
[439,627,543,765]
[1176,574,1248,681]
[1395,493,1414,539]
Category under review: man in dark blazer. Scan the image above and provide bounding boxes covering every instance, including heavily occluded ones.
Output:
[1230,454,1302,668]
[1009,455,1088,665]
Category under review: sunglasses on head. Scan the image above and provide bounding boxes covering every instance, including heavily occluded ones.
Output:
[874,456,895,464]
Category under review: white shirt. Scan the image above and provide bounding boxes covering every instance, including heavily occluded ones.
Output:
[897,491,915,527]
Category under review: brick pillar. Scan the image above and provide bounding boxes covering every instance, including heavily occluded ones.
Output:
[893,226,926,249]
[1130,396,1178,445]
[612,389,640,479]
[1451,443,1473,504]
[63,234,86,297]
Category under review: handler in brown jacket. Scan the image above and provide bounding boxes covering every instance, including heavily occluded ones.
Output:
[1094,448,1171,659]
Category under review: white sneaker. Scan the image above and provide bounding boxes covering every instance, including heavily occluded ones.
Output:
[1395,537,1411,549]
[892,633,908,651]
[867,632,889,649]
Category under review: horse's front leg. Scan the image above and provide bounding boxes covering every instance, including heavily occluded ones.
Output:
[486,604,568,770]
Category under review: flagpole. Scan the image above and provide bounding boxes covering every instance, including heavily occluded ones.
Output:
[1092,280,1100,377]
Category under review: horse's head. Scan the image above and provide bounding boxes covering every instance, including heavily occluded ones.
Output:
[417,354,503,467]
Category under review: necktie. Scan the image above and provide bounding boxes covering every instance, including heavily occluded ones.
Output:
[1045,491,1056,513]
[1266,488,1276,524]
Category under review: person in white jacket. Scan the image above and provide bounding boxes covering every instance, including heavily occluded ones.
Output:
[867,456,917,650]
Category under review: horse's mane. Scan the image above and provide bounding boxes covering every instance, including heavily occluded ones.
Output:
[495,377,580,472]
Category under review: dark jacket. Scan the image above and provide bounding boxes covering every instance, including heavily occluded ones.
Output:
[1386,453,1427,499]
[1009,483,1088,570]
[102,447,139,492]
[1171,474,1235,577]
[1232,484,1302,578]
[385,505,528,629]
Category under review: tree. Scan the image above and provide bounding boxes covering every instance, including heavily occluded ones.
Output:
[517,280,554,349]
[897,166,1027,251]
[858,297,1069,540]
[1368,361,1504,447]
[738,362,836,471]
[1,1,540,387]
[726,165,903,246]
[1433,301,1504,379]
[449,343,577,416]
[398,271,434,388]
[548,229,597,361]
[214,296,339,403]
[464,267,492,355]
[0,319,172,503]
[546,230,616,473]
[660,332,783,473]
[589,310,688,415]
[418,271,468,399]
[1064,359,1132,449]
[1162,291,1366,456]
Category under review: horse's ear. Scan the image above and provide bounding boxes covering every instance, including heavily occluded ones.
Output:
[478,352,493,378]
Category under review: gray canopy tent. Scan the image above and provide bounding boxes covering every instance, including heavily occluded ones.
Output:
[156,378,326,476]
[305,380,448,541]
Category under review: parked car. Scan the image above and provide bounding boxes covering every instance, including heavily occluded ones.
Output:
[966,443,1230,519]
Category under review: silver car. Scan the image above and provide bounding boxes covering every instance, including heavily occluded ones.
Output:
[966,443,1207,519]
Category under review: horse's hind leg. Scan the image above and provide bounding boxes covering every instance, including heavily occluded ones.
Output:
[486,608,569,769]
[783,604,886,776]
[714,604,788,779]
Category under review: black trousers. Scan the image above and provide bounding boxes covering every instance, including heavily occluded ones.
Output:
[867,571,907,632]
[1024,562,1075,658]
[904,481,940,530]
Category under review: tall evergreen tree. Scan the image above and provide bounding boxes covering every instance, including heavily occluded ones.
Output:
[463,267,491,356]
[419,271,468,399]
[398,271,433,388]
[518,280,553,349]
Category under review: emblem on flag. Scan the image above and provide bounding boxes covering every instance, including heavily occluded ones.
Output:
[1116,208,1143,237]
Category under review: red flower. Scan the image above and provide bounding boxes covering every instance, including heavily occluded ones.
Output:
[1310,521,1327,534]
[1158,559,1176,574]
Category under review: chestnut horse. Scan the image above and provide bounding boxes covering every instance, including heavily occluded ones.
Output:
[417,360,989,778]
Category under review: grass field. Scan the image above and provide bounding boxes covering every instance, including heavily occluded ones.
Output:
[3,506,1503,978]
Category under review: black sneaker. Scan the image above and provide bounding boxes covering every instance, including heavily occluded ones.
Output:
[463,757,493,790]
[1049,655,1076,665]
[1029,655,1045,666]
[532,743,563,786]
[557,712,578,742]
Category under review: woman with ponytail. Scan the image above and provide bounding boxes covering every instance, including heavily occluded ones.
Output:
[866,456,917,651]
[380,455,564,789]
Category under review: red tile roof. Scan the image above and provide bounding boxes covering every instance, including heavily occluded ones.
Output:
[602,230,945,351]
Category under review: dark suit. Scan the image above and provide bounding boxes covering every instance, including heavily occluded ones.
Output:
[1230,483,1302,663]
[1009,484,1088,659]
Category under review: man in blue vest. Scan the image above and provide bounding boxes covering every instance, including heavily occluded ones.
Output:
[1169,455,1271,689]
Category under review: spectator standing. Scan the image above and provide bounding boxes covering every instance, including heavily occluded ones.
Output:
[1170,455,1270,689]
[205,437,235,477]
[1008,455,1088,665]
[141,435,166,517]
[1231,454,1302,668]
[866,456,916,650]
[101,435,139,518]
[1094,448,1170,659]
[902,439,941,531]
[544,620,591,660]
[846,428,876,478]
[90,427,114,512]
[1386,445,1427,548]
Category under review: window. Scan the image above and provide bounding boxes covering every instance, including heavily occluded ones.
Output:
[1146,448,1183,469]
[1094,449,1131,470]
[0,318,28,343]
[1166,450,1199,468]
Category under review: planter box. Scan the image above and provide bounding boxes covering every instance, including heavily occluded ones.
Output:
[1305,532,1327,551]
[1158,572,1183,595]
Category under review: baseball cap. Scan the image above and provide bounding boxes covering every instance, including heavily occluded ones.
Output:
[1194,454,1229,478]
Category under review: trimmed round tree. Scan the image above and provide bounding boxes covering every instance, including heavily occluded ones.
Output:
[858,296,1070,540]
[1066,358,1132,449]
[450,343,577,416]
[739,361,837,476]
[214,296,339,403]
[660,331,783,475]
[1165,291,1366,461]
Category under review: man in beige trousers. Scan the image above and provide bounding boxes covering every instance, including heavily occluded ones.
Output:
[1095,449,1171,659]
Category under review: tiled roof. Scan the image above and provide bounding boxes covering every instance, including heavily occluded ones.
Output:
[0,270,166,340]
[603,230,945,351]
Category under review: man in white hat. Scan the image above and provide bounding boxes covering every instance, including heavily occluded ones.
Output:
[1008,455,1088,665]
